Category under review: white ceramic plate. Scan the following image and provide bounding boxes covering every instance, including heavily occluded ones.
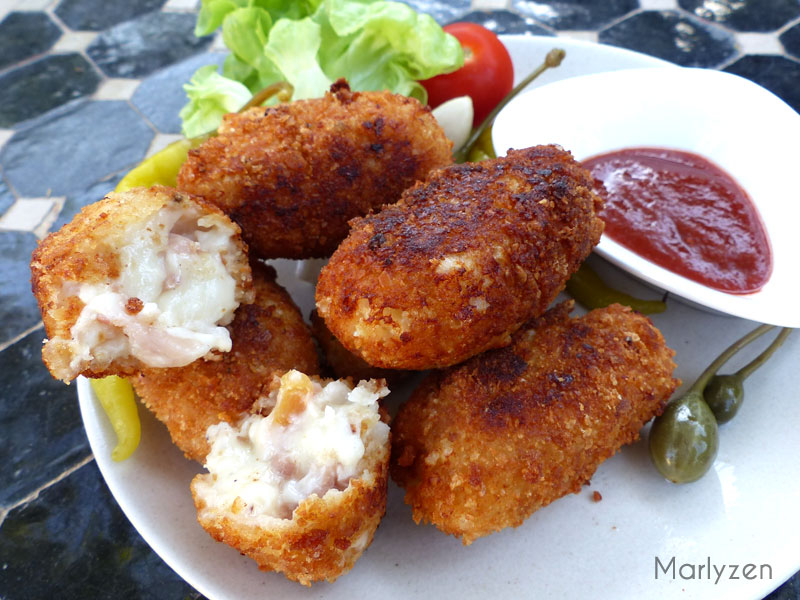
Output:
[492,65,800,327]
[78,36,800,600]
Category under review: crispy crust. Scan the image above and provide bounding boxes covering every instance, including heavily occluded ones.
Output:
[132,261,319,462]
[177,80,453,260]
[315,145,605,370]
[30,185,253,382]
[390,302,680,544]
[310,309,408,385]
[192,455,388,586]
[191,374,390,586]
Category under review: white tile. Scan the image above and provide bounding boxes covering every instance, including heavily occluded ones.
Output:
[34,197,66,238]
[736,32,784,55]
[210,32,226,51]
[0,198,59,234]
[558,30,599,43]
[164,0,200,11]
[147,133,184,157]
[639,0,678,9]
[94,78,141,101]
[0,0,54,12]
[471,0,509,9]
[0,129,13,153]
[51,31,97,53]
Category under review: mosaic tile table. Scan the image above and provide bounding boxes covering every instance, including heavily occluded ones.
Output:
[1,0,798,598]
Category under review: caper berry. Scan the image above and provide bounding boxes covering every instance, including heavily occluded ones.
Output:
[649,391,719,484]
[703,374,743,424]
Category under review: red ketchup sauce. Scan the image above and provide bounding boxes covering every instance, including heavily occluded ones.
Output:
[582,147,772,294]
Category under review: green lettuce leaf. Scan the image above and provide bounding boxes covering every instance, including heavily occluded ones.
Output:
[181,0,463,137]
[179,64,252,137]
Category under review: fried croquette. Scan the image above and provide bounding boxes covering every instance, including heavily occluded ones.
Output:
[391,302,679,544]
[310,309,407,385]
[132,261,319,463]
[177,79,453,260]
[315,145,605,370]
[192,370,390,585]
[30,185,253,383]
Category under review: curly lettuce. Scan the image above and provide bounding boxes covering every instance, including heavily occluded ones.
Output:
[180,0,463,137]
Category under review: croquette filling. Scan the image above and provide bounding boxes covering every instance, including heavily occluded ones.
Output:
[197,371,389,520]
[67,204,241,371]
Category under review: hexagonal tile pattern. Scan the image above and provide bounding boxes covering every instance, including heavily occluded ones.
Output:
[54,0,168,31]
[131,51,225,134]
[86,11,213,78]
[0,177,14,215]
[1,100,152,197]
[401,0,470,24]
[512,0,638,30]
[0,11,62,72]
[0,54,100,127]
[0,327,92,507]
[51,175,122,232]
[0,461,203,599]
[599,10,738,67]
[457,9,554,34]
[678,0,800,33]
[0,231,42,343]
[2,2,800,599]
[723,54,800,115]
[780,22,800,60]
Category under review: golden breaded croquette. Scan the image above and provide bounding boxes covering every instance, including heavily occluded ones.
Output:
[192,371,390,585]
[177,79,453,260]
[30,185,253,383]
[132,261,319,463]
[391,302,679,545]
[310,309,407,385]
[315,145,605,370]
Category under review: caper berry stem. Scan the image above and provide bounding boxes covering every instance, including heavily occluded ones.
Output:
[239,81,294,112]
[454,48,566,163]
[566,262,667,314]
[688,323,774,395]
[736,327,792,380]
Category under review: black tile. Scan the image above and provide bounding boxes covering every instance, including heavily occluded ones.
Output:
[87,12,213,78]
[454,10,554,35]
[0,177,14,215]
[52,175,122,232]
[0,329,92,506]
[766,572,800,600]
[132,52,226,135]
[679,0,800,32]
[780,22,800,60]
[513,0,638,30]
[0,11,62,72]
[0,232,42,345]
[0,54,100,128]
[0,461,206,600]
[600,10,738,68]
[723,55,800,115]
[1,100,152,197]
[54,0,168,31]
[401,0,470,24]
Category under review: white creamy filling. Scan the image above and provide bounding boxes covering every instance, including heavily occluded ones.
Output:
[66,207,240,371]
[198,372,390,520]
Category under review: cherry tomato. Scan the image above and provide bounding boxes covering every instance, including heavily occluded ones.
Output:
[422,23,513,128]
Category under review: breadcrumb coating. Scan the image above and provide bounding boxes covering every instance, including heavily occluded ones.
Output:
[177,80,453,260]
[310,309,408,385]
[133,261,319,463]
[30,185,253,382]
[315,145,604,370]
[391,302,679,544]
[192,372,390,585]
